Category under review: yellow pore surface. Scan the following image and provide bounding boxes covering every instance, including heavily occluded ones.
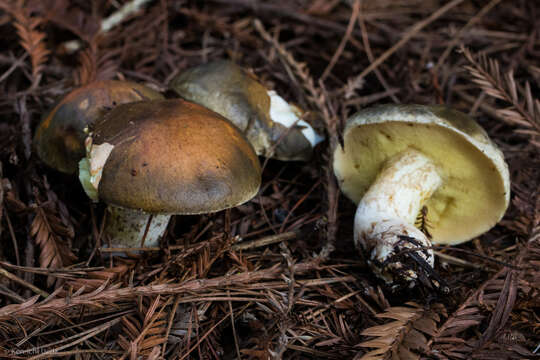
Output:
[334,121,508,245]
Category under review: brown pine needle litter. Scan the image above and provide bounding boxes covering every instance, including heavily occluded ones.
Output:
[0,0,539,358]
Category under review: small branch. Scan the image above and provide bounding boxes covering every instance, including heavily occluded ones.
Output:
[0,284,26,303]
[99,231,298,253]
[0,265,49,298]
[434,0,503,72]
[28,318,121,360]
[461,46,540,134]
[320,0,360,81]
[434,250,482,269]
[343,88,400,107]
[227,290,242,360]
[356,0,399,103]
[344,0,466,89]
[232,231,297,251]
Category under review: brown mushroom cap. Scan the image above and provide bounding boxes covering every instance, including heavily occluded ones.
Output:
[34,80,164,173]
[91,99,261,214]
[170,60,313,161]
[333,104,510,245]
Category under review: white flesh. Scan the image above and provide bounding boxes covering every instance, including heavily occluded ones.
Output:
[354,149,442,283]
[267,90,324,147]
[78,136,114,202]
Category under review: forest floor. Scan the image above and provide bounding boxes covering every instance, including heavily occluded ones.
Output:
[0,0,538,359]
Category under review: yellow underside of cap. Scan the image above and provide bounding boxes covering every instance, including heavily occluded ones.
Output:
[334,121,508,245]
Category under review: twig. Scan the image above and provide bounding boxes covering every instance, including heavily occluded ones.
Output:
[279,180,321,233]
[126,295,171,359]
[162,295,180,356]
[26,349,123,358]
[99,231,299,253]
[0,262,321,318]
[232,231,297,251]
[344,0,466,90]
[356,0,399,103]
[455,89,507,122]
[286,344,341,359]
[16,309,133,346]
[320,0,360,81]
[434,0,503,72]
[28,318,121,360]
[0,265,49,298]
[3,205,20,267]
[178,313,230,360]
[0,284,26,303]
[434,250,482,269]
[210,0,363,36]
[461,46,540,133]
[0,262,104,275]
[227,289,242,360]
[0,52,28,83]
[139,214,153,248]
[343,88,400,107]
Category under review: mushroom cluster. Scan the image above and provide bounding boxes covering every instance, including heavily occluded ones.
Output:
[333,104,510,288]
[34,65,510,287]
[35,62,325,252]
[35,79,262,251]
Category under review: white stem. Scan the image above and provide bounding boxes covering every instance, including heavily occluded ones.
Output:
[354,149,442,282]
[104,206,170,249]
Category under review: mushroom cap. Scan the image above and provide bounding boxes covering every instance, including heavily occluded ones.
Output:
[333,104,510,245]
[169,60,314,161]
[91,99,261,214]
[34,80,164,174]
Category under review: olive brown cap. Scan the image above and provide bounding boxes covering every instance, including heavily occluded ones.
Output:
[170,60,322,161]
[333,104,510,245]
[34,80,164,174]
[89,99,261,214]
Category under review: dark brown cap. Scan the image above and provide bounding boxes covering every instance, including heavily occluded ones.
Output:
[91,99,261,214]
[34,80,164,173]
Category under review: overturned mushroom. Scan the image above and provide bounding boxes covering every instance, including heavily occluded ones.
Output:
[333,104,510,288]
[34,80,164,174]
[79,99,261,249]
[169,60,324,161]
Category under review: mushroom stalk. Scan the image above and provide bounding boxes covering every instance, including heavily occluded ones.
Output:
[105,206,171,248]
[354,149,442,283]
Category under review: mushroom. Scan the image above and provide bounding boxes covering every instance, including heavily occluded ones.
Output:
[333,104,510,287]
[34,80,164,174]
[79,99,261,249]
[169,60,324,161]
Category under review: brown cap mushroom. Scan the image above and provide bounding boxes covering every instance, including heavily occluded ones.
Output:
[169,60,324,161]
[79,99,261,248]
[333,104,510,287]
[34,80,164,174]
